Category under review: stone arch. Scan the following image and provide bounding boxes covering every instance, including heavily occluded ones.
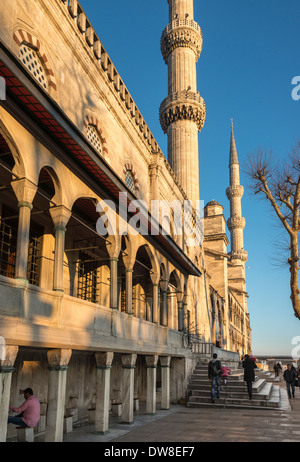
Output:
[123,163,140,193]
[0,119,26,178]
[83,115,108,158]
[37,165,62,204]
[13,28,57,93]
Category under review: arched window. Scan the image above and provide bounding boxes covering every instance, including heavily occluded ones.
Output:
[86,124,102,156]
[125,169,136,193]
[19,44,47,90]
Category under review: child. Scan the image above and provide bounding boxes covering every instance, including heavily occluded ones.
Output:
[221,363,231,385]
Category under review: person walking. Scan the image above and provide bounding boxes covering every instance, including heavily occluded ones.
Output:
[221,363,231,386]
[8,388,40,428]
[242,354,257,400]
[283,364,297,399]
[208,353,222,403]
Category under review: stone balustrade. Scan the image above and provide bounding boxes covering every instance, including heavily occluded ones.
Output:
[159,90,206,133]
[161,19,203,63]
[59,0,161,155]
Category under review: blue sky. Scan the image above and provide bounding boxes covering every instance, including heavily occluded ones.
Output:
[80,0,300,355]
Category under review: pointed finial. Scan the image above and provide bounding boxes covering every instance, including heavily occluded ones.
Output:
[229,118,239,166]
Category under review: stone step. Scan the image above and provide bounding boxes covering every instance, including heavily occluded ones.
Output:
[187,363,281,410]
[186,401,280,411]
[189,380,271,399]
[187,396,278,408]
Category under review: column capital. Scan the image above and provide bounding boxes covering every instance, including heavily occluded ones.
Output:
[121,353,137,369]
[150,272,160,286]
[145,355,159,368]
[49,205,71,229]
[11,178,37,204]
[95,352,114,369]
[47,348,72,369]
[0,345,18,368]
[160,356,171,368]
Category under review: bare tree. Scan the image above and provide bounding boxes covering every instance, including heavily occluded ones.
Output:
[246,141,300,319]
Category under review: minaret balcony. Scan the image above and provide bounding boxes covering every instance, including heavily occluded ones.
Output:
[229,249,248,263]
[161,19,203,63]
[226,185,244,200]
[227,216,246,231]
[159,90,206,133]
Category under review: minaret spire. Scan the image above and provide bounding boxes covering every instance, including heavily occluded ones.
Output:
[226,120,248,263]
[159,0,206,205]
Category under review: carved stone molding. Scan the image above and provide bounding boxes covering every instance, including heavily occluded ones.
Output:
[161,20,203,63]
[159,91,206,133]
[226,185,244,200]
[227,216,246,231]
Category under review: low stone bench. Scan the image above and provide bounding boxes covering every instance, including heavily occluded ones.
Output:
[134,398,139,411]
[111,402,122,417]
[16,426,34,442]
[63,416,73,434]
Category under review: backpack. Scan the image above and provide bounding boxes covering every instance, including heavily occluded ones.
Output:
[210,360,221,376]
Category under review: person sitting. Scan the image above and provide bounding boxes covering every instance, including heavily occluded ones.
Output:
[8,388,40,428]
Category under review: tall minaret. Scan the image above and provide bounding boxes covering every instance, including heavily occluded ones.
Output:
[226,120,251,354]
[159,0,206,205]
[226,120,248,264]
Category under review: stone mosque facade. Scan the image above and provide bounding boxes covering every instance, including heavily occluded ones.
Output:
[0,0,251,441]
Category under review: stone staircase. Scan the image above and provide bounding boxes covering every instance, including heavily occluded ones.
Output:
[187,362,281,410]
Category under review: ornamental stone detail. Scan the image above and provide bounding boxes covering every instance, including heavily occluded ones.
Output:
[159,90,206,133]
[229,249,248,263]
[226,185,244,200]
[227,216,246,231]
[161,19,203,63]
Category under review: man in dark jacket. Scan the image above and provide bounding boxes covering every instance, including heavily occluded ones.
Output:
[283,364,297,399]
[208,353,222,403]
[242,354,257,400]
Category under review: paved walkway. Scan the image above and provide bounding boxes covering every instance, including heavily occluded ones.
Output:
[8,381,300,443]
[62,382,300,443]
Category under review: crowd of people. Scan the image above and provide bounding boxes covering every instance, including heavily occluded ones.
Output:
[208,353,300,403]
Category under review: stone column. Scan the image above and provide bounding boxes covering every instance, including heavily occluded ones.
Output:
[160,356,171,410]
[45,349,72,442]
[121,354,137,424]
[49,206,71,292]
[11,178,37,280]
[109,257,118,309]
[160,280,168,327]
[183,295,188,331]
[0,345,18,442]
[94,352,114,434]
[145,355,158,415]
[150,273,160,324]
[125,269,133,314]
[152,284,159,324]
[212,312,216,345]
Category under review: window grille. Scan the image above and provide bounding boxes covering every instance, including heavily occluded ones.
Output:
[86,124,102,155]
[19,44,47,90]
[77,254,100,303]
[0,220,16,278]
[27,236,42,286]
[125,170,135,193]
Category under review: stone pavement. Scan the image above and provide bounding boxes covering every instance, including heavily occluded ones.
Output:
[60,382,300,443]
[8,381,300,443]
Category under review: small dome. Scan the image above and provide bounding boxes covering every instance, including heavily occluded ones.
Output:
[206,200,221,207]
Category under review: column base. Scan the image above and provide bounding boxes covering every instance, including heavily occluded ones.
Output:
[91,430,110,435]
[120,421,134,425]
